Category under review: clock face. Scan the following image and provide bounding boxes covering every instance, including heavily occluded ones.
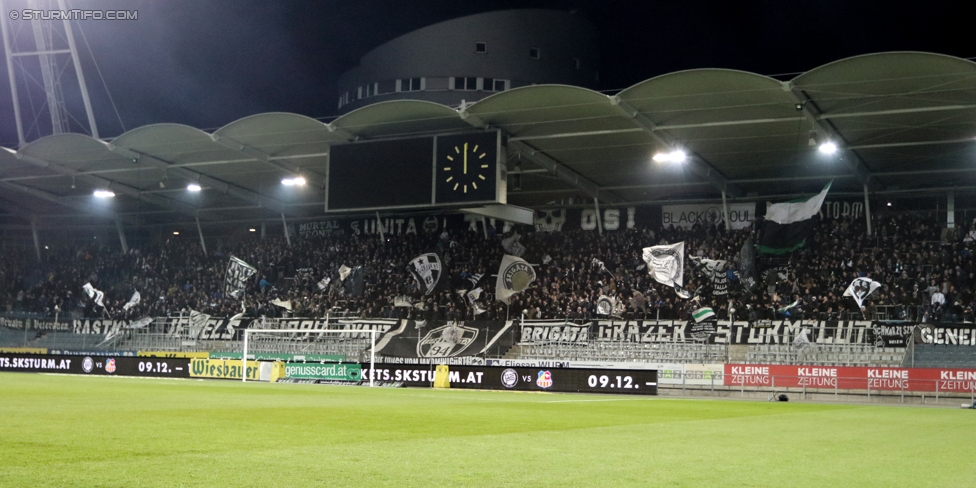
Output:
[443,141,490,194]
[435,132,498,204]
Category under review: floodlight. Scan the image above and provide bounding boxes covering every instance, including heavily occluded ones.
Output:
[93,190,115,198]
[282,176,307,186]
[652,150,686,163]
[818,141,838,155]
[249,228,256,232]
[173,231,180,235]
[187,183,202,192]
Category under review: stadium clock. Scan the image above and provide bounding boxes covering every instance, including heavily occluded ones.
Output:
[434,132,500,204]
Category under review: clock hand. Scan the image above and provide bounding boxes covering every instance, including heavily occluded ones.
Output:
[464,142,468,174]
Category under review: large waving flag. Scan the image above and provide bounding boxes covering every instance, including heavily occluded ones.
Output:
[642,242,685,288]
[495,255,536,304]
[758,183,830,254]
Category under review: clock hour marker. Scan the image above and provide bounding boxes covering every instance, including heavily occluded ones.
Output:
[446,155,454,161]
[464,185,468,193]
[443,167,451,171]
[472,145,479,153]
[454,146,460,154]
[446,176,453,182]
[453,183,459,191]
[472,182,478,190]
[479,153,486,159]
[480,164,488,168]
[478,175,485,180]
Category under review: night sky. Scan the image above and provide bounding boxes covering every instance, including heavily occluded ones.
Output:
[0,0,970,146]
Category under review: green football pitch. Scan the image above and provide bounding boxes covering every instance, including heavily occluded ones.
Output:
[1,373,974,487]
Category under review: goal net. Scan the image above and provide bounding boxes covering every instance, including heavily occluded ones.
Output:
[242,329,377,386]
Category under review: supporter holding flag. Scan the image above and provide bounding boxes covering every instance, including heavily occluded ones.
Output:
[495,255,536,304]
[844,277,882,308]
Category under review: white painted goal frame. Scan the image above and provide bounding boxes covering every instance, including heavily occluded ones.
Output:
[242,329,377,386]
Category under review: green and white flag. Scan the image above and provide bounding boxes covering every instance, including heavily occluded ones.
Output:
[692,307,715,323]
[759,183,831,254]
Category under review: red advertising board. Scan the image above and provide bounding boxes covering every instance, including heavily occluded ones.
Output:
[724,364,976,393]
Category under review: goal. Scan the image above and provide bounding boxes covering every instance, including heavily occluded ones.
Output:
[242,328,377,386]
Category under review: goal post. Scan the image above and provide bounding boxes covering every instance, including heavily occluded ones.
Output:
[242,328,377,386]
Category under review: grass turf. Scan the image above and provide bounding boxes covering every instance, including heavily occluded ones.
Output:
[1,373,974,487]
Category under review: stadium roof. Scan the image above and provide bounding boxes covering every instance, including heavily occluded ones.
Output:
[2,51,975,228]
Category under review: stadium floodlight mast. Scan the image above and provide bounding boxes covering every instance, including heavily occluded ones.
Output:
[242,328,377,386]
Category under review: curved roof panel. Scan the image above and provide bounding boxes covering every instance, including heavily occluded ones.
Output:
[466,85,630,137]
[332,100,468,139]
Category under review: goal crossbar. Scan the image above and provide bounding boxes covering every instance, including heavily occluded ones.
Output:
[242,328,377,386]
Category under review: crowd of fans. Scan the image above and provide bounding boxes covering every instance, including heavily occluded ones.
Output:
[2,210,975,324]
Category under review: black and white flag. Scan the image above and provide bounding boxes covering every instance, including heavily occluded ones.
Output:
[316,277,331,291]
[844,277,882,308]
[501,233,526,257]
[82,283,105,308]
[122,291,141,311]
[224,256,257,299]
[466,272,484,289]
[642,242,685,288]
[338,265,352,281]
[596,295,616,316]
[691,257,729,296]
[408,253,443,296]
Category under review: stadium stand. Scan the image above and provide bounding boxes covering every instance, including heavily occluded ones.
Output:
[3,210,972,325]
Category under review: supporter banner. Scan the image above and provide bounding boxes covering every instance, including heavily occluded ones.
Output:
[867,323,915,347]
[0,353,190,378]
[519,321,589,345]
[361,364,658,395]
[533,206,656,233]
[47,350,138,356]
[520,319,872,345]
[0,347,47,354]
[211,352,343,362]
[375,320,515,358]
[284,362,362,381]
[916,323,976,346]
[724,364,976,393]
[662,203,755,230]
[818,200,864,220]
[137,351,210,359]
[0,316,73,331]
[189,358,283,382]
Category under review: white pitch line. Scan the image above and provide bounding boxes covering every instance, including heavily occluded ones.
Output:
[545,397,653,403]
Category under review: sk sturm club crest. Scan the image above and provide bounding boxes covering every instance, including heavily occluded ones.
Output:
[417,322,478,358]
[501,368,519,388]
[408,253,443,295]
[536,370,553,389]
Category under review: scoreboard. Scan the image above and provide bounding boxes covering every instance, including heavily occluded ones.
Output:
[326,131,505,211]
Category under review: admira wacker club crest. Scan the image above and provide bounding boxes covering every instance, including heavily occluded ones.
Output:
[417,322,479,358]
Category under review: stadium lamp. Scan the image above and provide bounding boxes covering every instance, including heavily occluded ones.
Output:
[282,176,306,186]
[249,228,256,232]
[818,141,838,155]
[93,190,115,198]
[652,149,686,163]
[187,183,202,192]
[173,231,180,235]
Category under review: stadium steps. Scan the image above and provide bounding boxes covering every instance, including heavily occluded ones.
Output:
[909,344,976,368]
[501,344,523,359]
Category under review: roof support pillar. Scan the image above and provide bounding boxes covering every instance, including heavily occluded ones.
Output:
[722,191,730,232]
[281,213,291,247]
[594,197,603,235]
[31,216,41,262]
[115,220,129,254]
[864,185,873,237]
[196,216,207,255]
